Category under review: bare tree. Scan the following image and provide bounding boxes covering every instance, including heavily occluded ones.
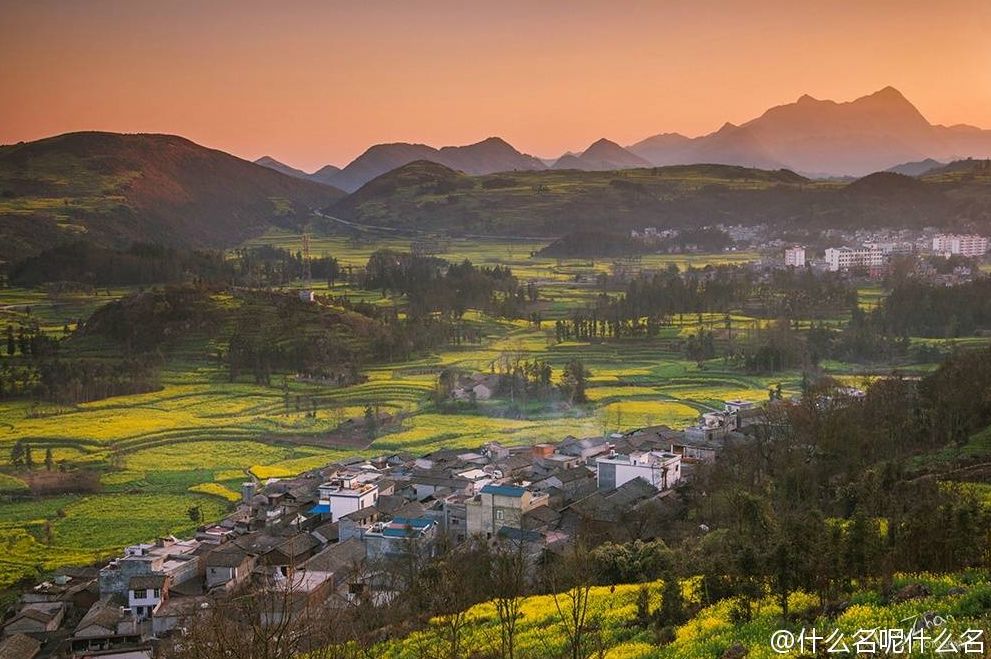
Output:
[489,533,529,659]
[547,542,600,659]
[159,571,370,659]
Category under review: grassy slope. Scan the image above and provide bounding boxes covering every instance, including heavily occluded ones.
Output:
[364,572,991,658]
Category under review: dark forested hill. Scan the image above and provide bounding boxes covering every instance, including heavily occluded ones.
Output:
[0,132,345,262]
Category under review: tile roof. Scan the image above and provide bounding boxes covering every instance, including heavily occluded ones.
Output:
[206,546,251,568]
[303,537,365,574]
[0,633,40,659]
[129,574,167,590]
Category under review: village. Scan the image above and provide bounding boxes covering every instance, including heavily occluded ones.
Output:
[0,395,785,659]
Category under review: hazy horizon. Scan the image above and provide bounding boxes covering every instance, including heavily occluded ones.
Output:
[2,0,989,170]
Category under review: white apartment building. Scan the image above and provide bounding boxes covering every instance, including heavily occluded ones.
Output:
[784,246,806,268]
[824,246,885,272]
[595,451,682,491]
[932,234,988,258]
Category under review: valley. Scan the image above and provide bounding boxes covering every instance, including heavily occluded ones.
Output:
[0,232,957,593]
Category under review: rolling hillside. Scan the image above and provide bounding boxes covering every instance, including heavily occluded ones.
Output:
[329,159,990,237]
[0,132,345,262]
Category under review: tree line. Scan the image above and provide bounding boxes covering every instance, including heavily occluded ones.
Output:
[362,249,535,319]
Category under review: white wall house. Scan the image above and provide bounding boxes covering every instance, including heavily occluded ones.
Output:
[128,574,167,621]
[596,451,682,491]
[317,477,379,523]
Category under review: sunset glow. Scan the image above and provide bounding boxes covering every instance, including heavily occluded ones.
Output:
[2,0,990,170]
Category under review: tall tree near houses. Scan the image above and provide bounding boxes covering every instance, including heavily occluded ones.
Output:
[44,448,53,471]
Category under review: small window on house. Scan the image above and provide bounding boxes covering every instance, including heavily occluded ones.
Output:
[154,589,161,598]
[133,589,146,599]
[495,510,504,520]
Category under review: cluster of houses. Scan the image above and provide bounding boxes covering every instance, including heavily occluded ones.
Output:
[0,400,767,658]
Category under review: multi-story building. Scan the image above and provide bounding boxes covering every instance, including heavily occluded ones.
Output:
[824,246,884,272]
[465,484,549,538]
[595,450,682,491]
[314,477,379,523]
[784,246,806,268]
[932,234,988,258]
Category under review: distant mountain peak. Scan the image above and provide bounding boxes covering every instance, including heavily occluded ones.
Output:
[872,85,908,100]
[587,137,620,148]
[625,85,990,176]
[476,136,513,147]
[553,138,649,171]
[326,137,544,192]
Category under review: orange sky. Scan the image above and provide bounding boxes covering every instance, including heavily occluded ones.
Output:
[1,0,989,171]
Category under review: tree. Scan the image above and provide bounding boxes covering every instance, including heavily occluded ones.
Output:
[5,326,13,356]
[560,359,591,404]
[24,445,34,470]
[10,441,24,468]
[44,448,53,471]
[159,577,368,659]
[363,405,378,440]
[490,534,529,659]
[658,566,685,626]
[187,505,202,524]
[547,543,599,659]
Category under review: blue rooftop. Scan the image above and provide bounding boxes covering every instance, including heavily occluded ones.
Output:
[391,516,433,529]
[381,516,434,538]
[481,484,526,497]
[308,503,331,514]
